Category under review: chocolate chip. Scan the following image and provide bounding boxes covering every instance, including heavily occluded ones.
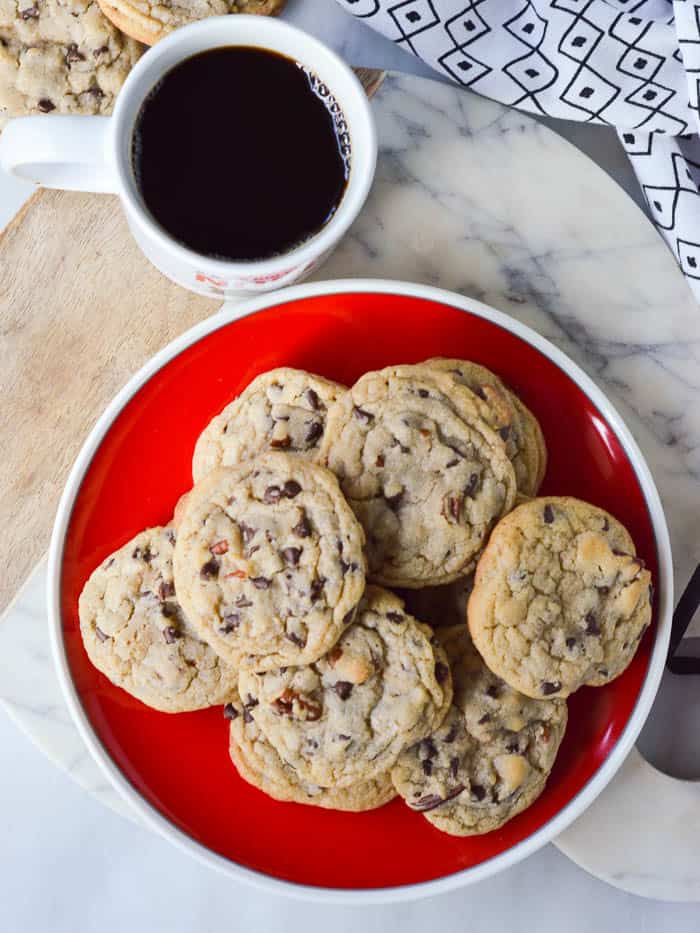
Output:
[244,696,258,709]
[449,757,460,779]
[219,613,240,634]
[334,681,353,700]
[446,458,460,468]
[238,522,256,545]
[166,529,176,546]
[353,405,374,425]
[541,681,561,696]
[384,489,403,512]
[422,759,433,776]
[499,425,511,442]
[340,560,359,575]
[486,683,500,699]
[305,421,323,445]
[284,479,302,498]
[464,473,479,498]
[93,45,109,57]
[421,738,437,759]
[598,667,609,678]
[597,585,610,595]
[309,578,324,601]
[443,723,459,743]
[414,785,465,812]
[251,576,271,590]
[585,612,601,636]
[66,43,85,63]
[602,517,610,531]
[158,580,175,600]
[263,485,282,504]
[434,662,449,684]
[471,784,486,801]
[413,793,442,811]
[286,631,306,648]
[282,546,302,567]
[243,709,255,723]
[235,595,253,608]
[418,389,429,398]
[543,504,554,524]
[270,436,291,449]
[566,637,577,650]
[20,4,39,18]
[223,703,239,720]
[386,612,403,624]
[612,549,630,558]
[200,558,219,579]
[161,602,178,619]
[292,512,311,537]
[163,626,182,644]
[473,385,486,400]
[305,388,320,410]
[342,609,355,625]
[375,454,385,468]
[506,741,519,753]
[95,626,108,642]
[478,713,491,725]
[88,85,104,99]
[337,734,351,741]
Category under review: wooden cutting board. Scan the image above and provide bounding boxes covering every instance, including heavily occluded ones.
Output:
[0,189,222,615]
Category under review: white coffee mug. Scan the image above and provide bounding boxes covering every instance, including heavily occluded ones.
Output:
[0,17,377,299]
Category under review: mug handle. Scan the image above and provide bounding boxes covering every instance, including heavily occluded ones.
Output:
[0,115,118,194]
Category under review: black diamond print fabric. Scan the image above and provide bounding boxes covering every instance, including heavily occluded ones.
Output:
[335,0,700,300]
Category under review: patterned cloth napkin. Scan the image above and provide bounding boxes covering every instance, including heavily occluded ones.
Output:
[336,0,700,300]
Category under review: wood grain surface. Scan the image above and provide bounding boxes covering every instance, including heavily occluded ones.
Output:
[0,189,220,615]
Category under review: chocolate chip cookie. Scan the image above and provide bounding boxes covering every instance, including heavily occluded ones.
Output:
[97,0,284,47]
[173,453,366,672]
[391,625,567,835]
[192,368,346,484]
[0,0,141,128]
[237,586,453,788]
[226,689,396,811]
[79,526,238,712]
[320,364,517,587]
[425,358,546,496]
[468,497,653,699]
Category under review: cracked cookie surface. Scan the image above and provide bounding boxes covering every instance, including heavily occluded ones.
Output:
[97,0,284,46]
[468,496,653,699]
[0,0,141,127]
[320,364,517,588]
[79,526,238,712]
[391,625,567,835]
[226,688,396,811]
[425,358,544,496]
[237,586,453,788]
[173,453,366,672]
[192,368,346,483]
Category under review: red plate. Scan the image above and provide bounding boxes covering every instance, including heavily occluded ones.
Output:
[57,288,660,892]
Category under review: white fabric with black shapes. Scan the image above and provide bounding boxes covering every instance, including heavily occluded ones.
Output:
[336,0,700,300]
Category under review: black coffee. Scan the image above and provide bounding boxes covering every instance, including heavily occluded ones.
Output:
[131,47,350,261]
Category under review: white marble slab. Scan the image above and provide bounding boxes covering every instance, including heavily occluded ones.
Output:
[2,71,699,902]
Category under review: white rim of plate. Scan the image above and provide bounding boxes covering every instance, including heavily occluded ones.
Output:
[47,278,674,905]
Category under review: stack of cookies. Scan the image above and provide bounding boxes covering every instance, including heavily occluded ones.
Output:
[79,361,653,837]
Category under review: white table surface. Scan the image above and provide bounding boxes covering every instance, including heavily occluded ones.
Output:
[2,1,700,929]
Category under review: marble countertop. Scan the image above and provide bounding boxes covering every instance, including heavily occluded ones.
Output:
[2,1,700,929]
